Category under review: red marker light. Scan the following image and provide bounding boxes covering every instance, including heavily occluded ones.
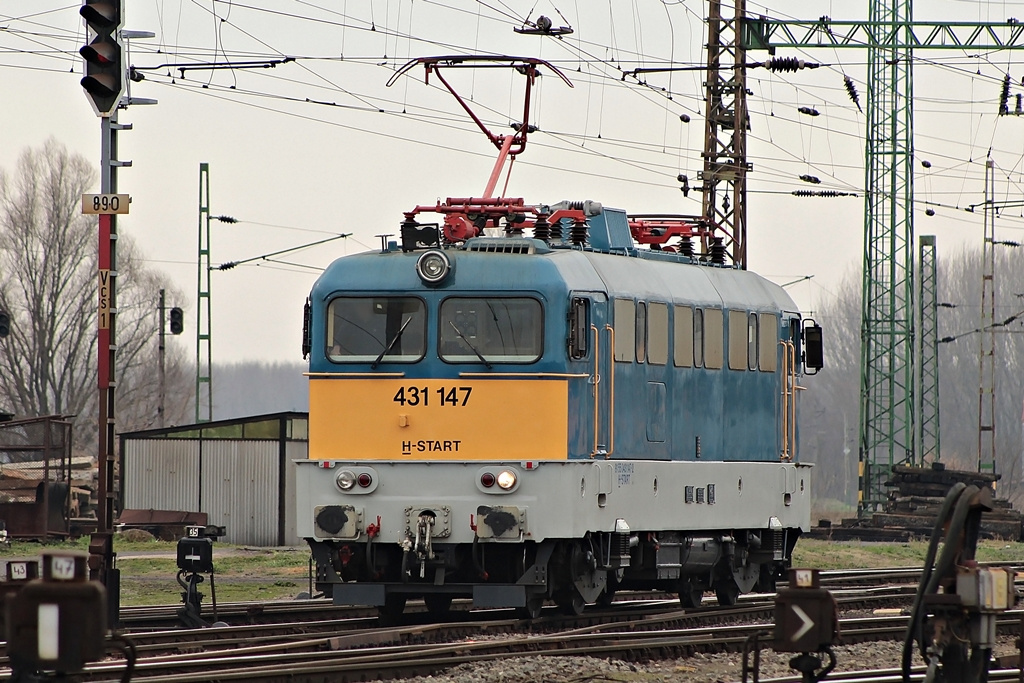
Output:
[480,472,495,488]
[357,473,373,488]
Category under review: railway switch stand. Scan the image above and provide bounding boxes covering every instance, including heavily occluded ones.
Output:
[905,485,1017,683]
[773,569,839,682]
[176,525,224,628]
[5,552,107,680]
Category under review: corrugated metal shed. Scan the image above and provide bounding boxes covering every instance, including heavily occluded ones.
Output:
[120,412,307,546]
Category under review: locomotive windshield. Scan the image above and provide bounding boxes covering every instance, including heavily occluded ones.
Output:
[327,297,426,363]
[439,297,543,363]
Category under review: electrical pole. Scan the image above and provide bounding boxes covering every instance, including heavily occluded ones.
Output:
[701,0,749,268]
[159,288,166,428]
[979,159,996,477]
[196,163,213,423]
[918,235,940,465]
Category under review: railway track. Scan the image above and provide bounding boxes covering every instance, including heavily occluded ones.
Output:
[114,563,952,630]
[3,566,1020,682]
[24,608,1024,683]
[0,586,926,682]
[106,563,1022,631]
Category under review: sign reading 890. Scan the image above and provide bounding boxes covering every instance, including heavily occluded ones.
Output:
[82,193,130,215]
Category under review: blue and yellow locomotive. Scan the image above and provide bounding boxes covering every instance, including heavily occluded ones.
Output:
[296,196,821,617]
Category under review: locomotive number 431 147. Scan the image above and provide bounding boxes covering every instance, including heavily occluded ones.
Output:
[393,386,472,407]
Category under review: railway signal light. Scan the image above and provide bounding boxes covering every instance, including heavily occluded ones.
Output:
[79,0,125,116]
[169,307,183,335]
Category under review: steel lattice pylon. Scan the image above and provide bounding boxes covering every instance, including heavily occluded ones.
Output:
[701,0,748,268]
[857,0,916,512]
[743,11,1024,514]
[918,235,940,465]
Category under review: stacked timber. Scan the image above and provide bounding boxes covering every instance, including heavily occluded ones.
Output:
[809,463,1024,542]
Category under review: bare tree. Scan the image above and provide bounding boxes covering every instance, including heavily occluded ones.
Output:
[800,244,1024,505]
[0,139,190,450]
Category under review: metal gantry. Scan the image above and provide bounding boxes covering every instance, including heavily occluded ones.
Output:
[742,12,1024,513]
[917,235,940,465]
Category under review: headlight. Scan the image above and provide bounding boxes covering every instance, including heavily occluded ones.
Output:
[496,469,517,490]
[336,470,356,491]
[416,250,451,285]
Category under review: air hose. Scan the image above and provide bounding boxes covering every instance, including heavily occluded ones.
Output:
[901,482,971,682]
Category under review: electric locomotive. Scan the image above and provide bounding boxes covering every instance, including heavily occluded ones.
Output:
[296,196,822,618]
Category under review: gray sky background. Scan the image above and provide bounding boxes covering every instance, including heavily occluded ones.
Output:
[2,0,1024,363]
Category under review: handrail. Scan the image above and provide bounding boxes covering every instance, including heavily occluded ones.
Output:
[458,372,589,378]
[305,372,406,378]
[789,341,798,461]
[590,324,600,458]
[779,340,792,461]
[605,324,616,459]
[778,340,804,462]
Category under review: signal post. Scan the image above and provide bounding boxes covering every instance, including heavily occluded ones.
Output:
[79,0,128,627]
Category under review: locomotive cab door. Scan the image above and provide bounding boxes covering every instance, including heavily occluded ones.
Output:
[568,292,611,458]
[779,312,801,461]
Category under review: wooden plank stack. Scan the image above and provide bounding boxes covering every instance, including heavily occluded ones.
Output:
[808,462,1024,542]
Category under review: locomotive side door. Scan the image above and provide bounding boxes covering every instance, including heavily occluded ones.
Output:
[568,292,610,458]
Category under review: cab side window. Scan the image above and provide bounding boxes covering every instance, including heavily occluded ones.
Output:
[648,302,668,365]
[674,305,693,367]
[614,298,635,362]
[635,301,647,363]
[568,297,589,360]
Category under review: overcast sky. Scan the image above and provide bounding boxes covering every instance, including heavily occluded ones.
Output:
[2,0,1024,363]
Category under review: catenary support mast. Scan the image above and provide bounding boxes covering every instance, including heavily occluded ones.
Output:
[917,235,939,464]
[702,0,748,268]
[196,163,213,423]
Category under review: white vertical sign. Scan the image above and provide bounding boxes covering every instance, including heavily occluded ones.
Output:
[37,604,59,660]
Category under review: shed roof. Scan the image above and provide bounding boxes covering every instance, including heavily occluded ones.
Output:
[120,411,308,441]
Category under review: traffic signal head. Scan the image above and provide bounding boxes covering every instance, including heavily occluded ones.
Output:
[79,0,125,116]
[0,311,9,338]
[169,307,184,335]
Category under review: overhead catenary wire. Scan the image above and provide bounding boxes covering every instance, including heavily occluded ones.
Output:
[216,233,353,271]
[3,2,1024,233]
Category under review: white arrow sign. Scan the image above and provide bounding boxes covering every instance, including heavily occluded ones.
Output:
[791,604,815,642]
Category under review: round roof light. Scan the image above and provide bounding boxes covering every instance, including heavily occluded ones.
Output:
[336,470,356,491]
[496,469,517,490]
[416,250,451,285]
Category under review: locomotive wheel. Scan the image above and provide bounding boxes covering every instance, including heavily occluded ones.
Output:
[714,578,740,606]
[678,579,704,608]
[423,594,452,615]
[555,589,586,616]
[516,594,545,620]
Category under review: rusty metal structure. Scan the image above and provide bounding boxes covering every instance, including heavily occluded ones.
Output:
[0,416,74,539]
[700,0,748,268]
